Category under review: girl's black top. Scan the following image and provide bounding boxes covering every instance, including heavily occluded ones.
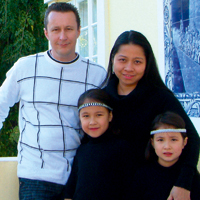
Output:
[64,130,136,200]
[129,160,200,200]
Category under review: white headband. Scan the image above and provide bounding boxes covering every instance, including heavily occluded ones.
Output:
[78,102,113,112]
[150,128,187,135]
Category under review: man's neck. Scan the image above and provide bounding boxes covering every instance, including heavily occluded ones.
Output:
[49,50,78,63]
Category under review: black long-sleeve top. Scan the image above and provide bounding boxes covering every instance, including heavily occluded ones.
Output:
[103,74,200,190]
[129,160,200,200]
[64,130,136,200]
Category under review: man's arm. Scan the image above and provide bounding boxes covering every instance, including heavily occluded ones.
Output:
[0,64,20,129]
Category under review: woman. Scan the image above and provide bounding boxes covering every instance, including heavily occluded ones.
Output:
[103,30,200,200]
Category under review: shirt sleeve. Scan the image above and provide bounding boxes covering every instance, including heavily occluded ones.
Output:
[0,63,20,129]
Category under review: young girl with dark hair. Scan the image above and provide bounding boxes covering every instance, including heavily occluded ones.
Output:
[129,111,200,200]
[63,89,135,200]
[103,30,200,199]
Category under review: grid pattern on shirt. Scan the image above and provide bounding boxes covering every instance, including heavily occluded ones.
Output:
[17,53,104,168]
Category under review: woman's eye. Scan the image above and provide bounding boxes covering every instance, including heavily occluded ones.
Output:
[157,139,163,142]
[119,58,125,62]
[172,139,177,141]
[135,60,141,64]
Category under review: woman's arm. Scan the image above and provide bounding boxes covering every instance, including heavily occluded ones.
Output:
[163,92,200,188]
[161,91,200,199]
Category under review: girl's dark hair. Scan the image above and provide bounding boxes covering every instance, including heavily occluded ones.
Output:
[78,89,112,112]
[145,111,187,161]
[101,30,170,91]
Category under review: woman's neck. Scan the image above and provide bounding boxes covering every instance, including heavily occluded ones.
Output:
[117,83,136,95]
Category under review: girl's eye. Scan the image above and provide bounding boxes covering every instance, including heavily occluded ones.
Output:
[97,114,103,117]
[82,115,89,118]
[157,139,163,142]
[172,139,178,141]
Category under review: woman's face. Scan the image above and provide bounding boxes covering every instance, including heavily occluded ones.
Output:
[113,44,146,95]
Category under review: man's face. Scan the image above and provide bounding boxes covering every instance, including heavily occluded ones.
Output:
[44,11,80,62]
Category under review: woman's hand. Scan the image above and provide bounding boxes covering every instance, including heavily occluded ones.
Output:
[167,186,190,200]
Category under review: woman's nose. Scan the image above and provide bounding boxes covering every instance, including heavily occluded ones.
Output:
[124,62,134,71]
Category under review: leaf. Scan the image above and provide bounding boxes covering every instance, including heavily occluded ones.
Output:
[0,0,48,157]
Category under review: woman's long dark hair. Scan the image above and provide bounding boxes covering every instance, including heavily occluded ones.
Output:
[145,111,187,162]
[101,30,170,92]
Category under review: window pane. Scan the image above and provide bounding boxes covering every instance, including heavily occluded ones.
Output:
[79,29,89,57]
[92,0,97,23]
[93,57,98,63]
[79,0,88,27]
[92,25,97,55]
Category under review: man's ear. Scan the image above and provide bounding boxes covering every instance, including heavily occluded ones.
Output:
[44,28,49,40]
[77,26,81,37]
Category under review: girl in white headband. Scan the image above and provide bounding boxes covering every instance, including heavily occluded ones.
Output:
[129,111,200,200]
[64,89,135,200]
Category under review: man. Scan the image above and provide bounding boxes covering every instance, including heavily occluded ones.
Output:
[0,2,106,199]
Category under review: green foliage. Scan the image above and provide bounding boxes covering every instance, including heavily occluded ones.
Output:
[0,0,48,157]
[0,105,19,156]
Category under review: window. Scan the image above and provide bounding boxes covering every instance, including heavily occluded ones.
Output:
[70,0,105,66]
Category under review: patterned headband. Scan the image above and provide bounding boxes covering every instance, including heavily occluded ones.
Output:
[78,102,113,112]
[150,128,187,135]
